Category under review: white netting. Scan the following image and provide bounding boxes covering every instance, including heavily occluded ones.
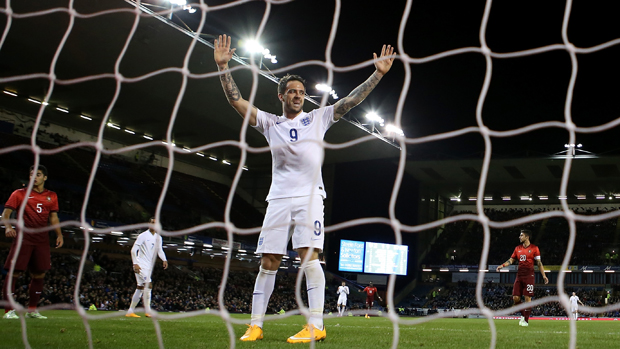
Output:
[1,0,620,348]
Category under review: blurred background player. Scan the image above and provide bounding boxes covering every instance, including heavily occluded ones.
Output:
[2,165,63,320]
[496,229,548,327]
[336,281,349,317]
[214,34,394,343]
[126,217,168,318]
[359,281,382,318]
[569,292,584,320]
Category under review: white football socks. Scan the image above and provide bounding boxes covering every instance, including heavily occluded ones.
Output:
[144,288,152,314]
[250,266,277,328]
[304,259,325,329]
[128,289,143,313]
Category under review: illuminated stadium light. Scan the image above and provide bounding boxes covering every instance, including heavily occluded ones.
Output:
[28,98,48,105]
[439,268,449,272]
[161,141,176,147]
[459,269,469,272]
[238,249,247,253]
[143,135,153,140]
[222,160,231,165]
[183,147,191,152]
[422,268,432,272]
[242,166,249,171]
[558,195,567,200]
[56,107,69,113]
[576,194,586,200]
[450,197,461,202]
[484,196,493,201]
[209,156,217,161]
[480,269,489,272]
[605,270,615,273]
[468,197,477,201]
[119,237,129,241]
[595,194,606,199]
[221,246,230,250]
[184,241,195,245]
[501,196,511,201]
[110,231,123,236]
[613,194,620,199]
[583,270,593,273]
[385,124,404,137]
[365,112,384,126]
[564,270,572,273]
[107,123,120,130]
[92,237,103,240]
[3,90,17,96]
[196,153,205,157]
[538,195,548,200]
[499,269,509,272]
[520,196,531,201]
[204,244,213,248]
[282,255,289,259]
[166,243,177,246]
[177,248,188,251]
[316,84,339,99]
[124,129,135,134]
[80,115,92,121]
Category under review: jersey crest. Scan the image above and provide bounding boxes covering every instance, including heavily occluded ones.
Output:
[301,116,311,126]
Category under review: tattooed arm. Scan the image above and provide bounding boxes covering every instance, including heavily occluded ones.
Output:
[333,45,395,121]
[214,34,258,126]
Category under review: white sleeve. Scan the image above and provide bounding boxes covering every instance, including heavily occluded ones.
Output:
[345,286,349,295]
[337,287,340,295]
[131,234,145,264]
[320,105,337,132]
[157,234,167,262]
[252,109,277,136]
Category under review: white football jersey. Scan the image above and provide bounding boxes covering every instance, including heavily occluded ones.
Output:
[253,106,337,201]
[570,295,579,307]
[131,230,167,272]
[337,286,350,297]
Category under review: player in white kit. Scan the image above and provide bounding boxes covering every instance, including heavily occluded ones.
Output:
[569,292,584,320]
[126,217,168,318]
[336,281,350,317]
[214,34,395,343]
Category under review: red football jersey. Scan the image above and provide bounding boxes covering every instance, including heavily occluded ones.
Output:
[4,188,59,245]
[511,243,540,277]
[363,286,378,297]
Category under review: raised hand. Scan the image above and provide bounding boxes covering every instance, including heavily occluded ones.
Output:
[373,44,395,76]
[214,34,237,69]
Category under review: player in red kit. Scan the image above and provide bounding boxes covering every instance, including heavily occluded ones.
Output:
[359,281,382,318]
[496,229,548,327]
[2,165,64,320]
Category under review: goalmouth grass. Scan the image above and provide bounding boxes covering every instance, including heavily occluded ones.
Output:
[1,311,618,348]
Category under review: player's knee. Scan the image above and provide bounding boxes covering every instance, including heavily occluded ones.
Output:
[513,296,521,303]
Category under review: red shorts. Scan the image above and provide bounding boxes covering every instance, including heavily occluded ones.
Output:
[512,275,535,297]
[4,241,51,272]
[366,297,375,306]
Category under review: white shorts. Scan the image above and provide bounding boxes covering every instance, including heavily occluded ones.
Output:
[256,195,324,255]
[134,269,152,286]
[337,296,347,306]
[571,306,578,313]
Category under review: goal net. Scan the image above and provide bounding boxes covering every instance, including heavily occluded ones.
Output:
[1,1,620,348]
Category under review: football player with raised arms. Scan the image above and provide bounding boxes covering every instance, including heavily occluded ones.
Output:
[214,34,395,343]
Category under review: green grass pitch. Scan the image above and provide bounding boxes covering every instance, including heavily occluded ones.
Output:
[1,311,619,348]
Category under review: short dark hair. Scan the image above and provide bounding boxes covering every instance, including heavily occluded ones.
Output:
[278,74,306,95]
[30,165,48,177]
[520,229,532,238]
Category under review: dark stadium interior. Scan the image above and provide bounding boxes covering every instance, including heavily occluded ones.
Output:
[2,0,620,323]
